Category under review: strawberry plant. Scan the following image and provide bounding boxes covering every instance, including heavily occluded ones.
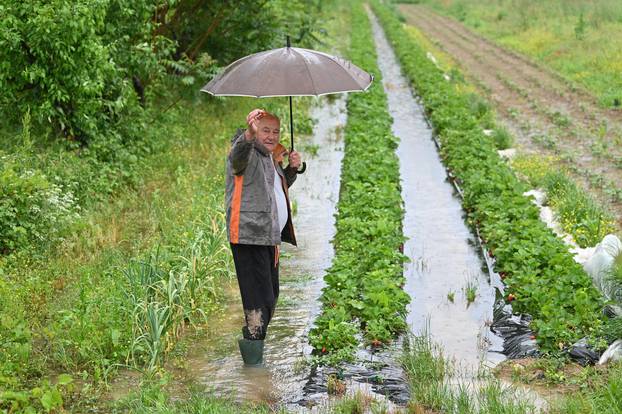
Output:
[372,0,606,353]
[308,2,408,363]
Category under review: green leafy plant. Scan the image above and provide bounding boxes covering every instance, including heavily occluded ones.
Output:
[309,2,408,364]
[463,279,478,306]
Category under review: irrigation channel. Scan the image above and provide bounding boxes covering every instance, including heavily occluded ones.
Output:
[367,9,505,372]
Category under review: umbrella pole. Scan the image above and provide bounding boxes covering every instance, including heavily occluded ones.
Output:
[289,95,294,151]
[286,35,306,174]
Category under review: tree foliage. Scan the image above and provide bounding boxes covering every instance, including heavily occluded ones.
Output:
[0,0,325,145]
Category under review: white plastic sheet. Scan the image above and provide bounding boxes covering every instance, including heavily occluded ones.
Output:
[583,234,622,303]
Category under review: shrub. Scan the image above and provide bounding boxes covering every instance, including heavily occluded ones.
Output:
[0,157,79,253]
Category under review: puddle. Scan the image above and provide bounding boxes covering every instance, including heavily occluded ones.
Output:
[174,95,348,405]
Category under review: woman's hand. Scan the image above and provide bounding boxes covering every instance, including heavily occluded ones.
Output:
[288,150,301,170]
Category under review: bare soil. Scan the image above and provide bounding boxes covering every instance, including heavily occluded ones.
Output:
[399,4,622,226]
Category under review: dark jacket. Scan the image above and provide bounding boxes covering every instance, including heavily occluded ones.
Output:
[225,129,297,246]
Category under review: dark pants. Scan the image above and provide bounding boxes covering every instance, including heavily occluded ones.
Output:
[230,243,279,340]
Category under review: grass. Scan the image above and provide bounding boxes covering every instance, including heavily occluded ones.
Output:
[0,0,349,411]
[496,357,622,414]
[0,92,318,412]
[463,277,478,306]
[511,153,617,248]
[114,381,276,414]
[408,0,622,108]
[0,97,246,412]
[401,331,537,413]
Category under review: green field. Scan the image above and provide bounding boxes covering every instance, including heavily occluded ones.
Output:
[407,0,622,107]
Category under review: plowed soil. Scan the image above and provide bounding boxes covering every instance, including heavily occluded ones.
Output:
[399,4,622,225]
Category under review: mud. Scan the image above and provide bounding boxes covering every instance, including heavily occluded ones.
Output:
[399,4,622,226]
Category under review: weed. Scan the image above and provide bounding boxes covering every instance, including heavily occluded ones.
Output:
[327,374,346,395]
[447,290,456,303]
[301,143,320,157]
[400,330,536,413]
[491,127,513,150]
[463,278,478,306]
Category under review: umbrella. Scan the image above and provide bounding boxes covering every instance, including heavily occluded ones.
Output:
[201,36,373,173]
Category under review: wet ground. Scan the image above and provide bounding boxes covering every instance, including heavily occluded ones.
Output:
[368,8,545,409]
[176,95,348,406]
[105,7,553,411]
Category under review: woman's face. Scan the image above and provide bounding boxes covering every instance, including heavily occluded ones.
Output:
[255,118,280,152]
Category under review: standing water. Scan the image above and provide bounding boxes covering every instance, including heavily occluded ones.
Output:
[178,96,348,404]
[367,9,505,375]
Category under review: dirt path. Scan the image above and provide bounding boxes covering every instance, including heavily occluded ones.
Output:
[399,4,622,225]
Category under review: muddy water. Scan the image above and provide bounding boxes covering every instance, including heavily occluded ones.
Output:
[367,10,505,374]
[179,96,347,405]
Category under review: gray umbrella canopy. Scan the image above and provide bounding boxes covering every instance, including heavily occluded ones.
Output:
[201,42,373,174]
[201,46,373,97]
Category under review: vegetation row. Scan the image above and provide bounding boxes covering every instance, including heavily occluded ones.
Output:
[308,1,409,364]
[372,1,605,353]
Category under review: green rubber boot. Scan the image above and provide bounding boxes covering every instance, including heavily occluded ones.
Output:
[238,338,264,366]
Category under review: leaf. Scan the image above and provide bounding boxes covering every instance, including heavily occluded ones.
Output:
[40,388,63,411]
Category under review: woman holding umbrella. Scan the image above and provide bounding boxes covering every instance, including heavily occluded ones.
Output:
[225,108,301,365]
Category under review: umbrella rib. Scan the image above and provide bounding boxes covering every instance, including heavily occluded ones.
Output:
[324,54,370,89]
[298,47,371,91]
[292,48,318,94]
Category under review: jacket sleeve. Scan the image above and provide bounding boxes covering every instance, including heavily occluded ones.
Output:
[283,165,298,188]
[229,129,254,175]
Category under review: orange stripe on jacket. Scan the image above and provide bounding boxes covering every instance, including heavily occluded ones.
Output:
[230,175,244,243]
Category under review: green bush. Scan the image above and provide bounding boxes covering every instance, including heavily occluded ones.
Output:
[0,0,148,144]
[492,127,513,150]
[0,158,79,253]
